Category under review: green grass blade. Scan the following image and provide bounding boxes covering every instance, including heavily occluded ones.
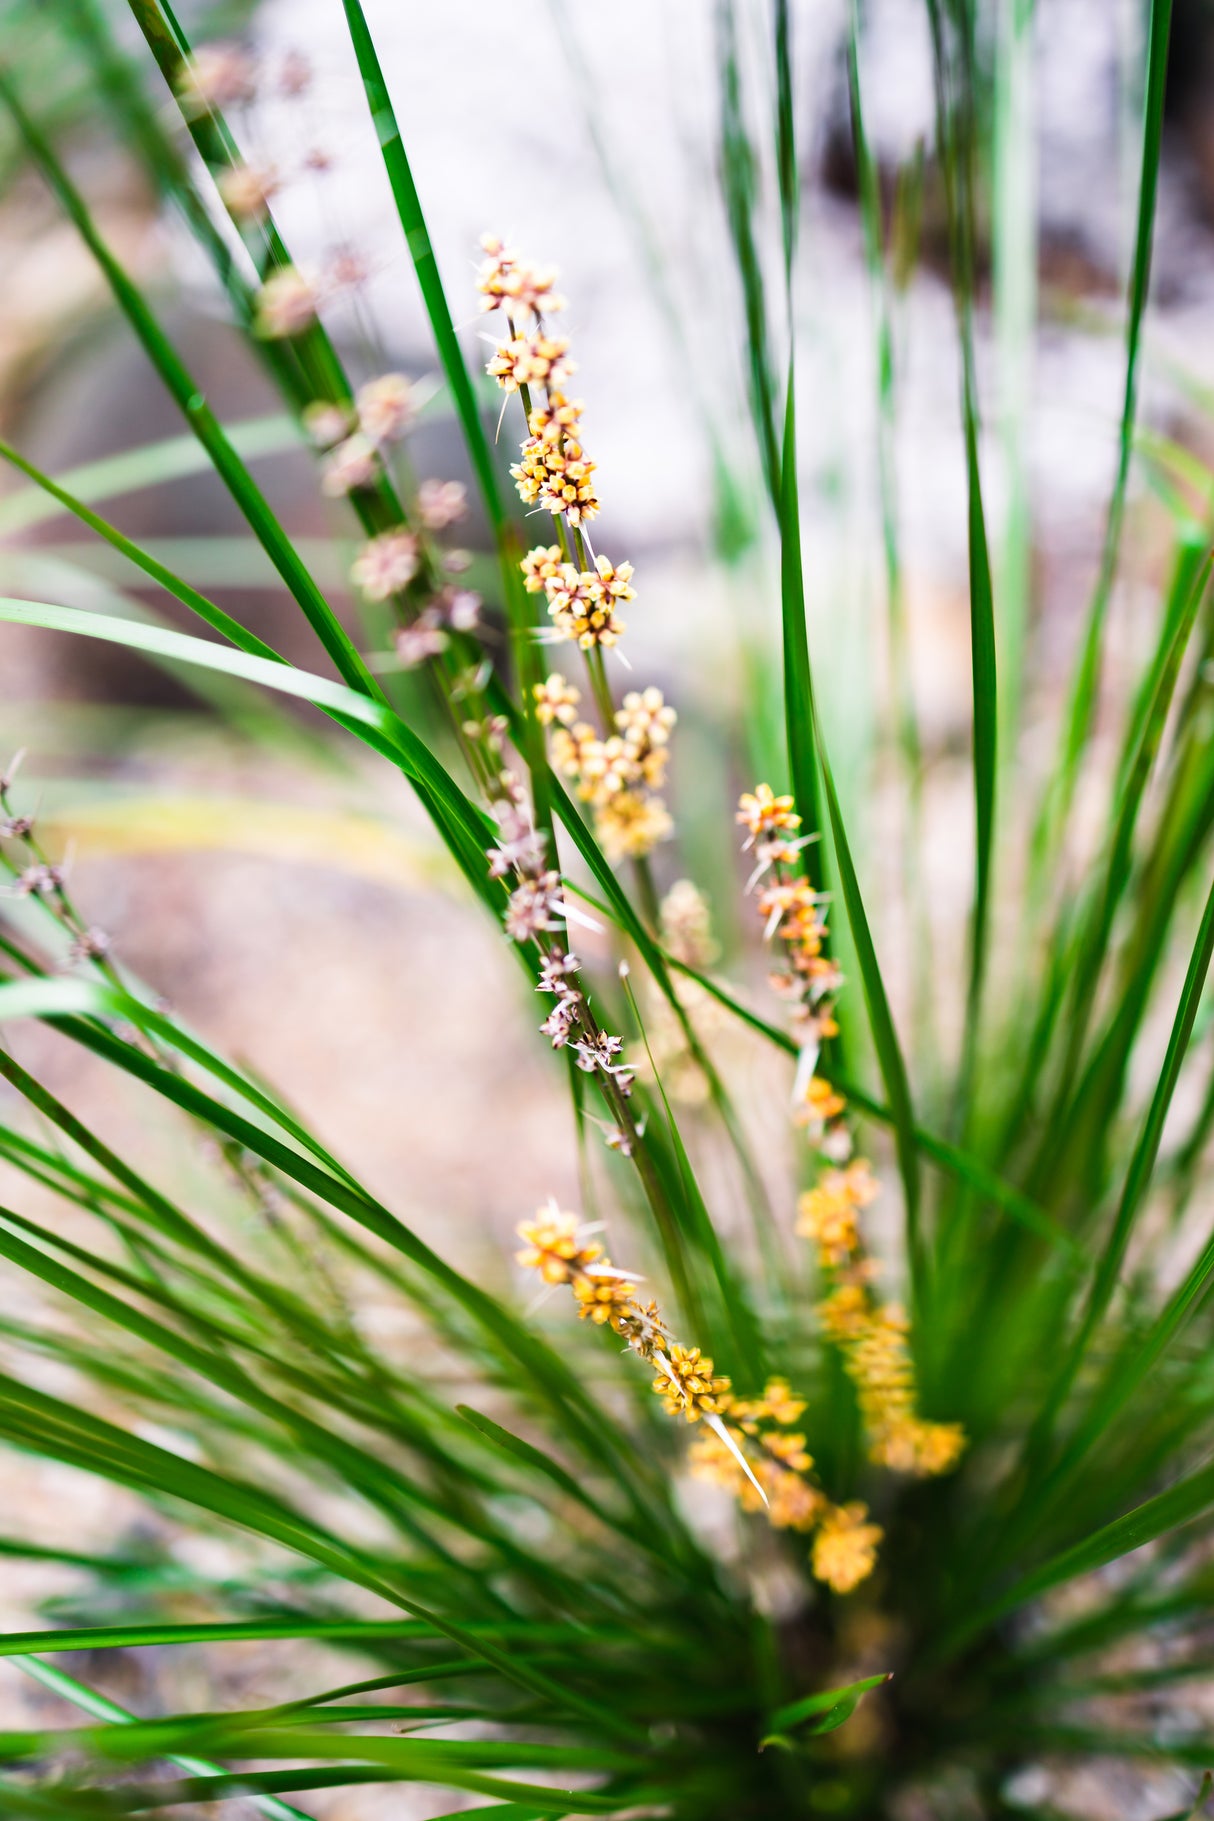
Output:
[1050,542,1211,1097]
[0,1619,542,1656]
[716,0,781,502]
[958,341,998,1101]
[337,0,551,817]
[1036,868,1214,1444]
[773,0,796,281]
[0,71,381,700]
[14,1658,314,1821]
[846,0,923,782]
[664,954,1075,1255]
[819,754,924,1302]
[0,1002,671,1530]
[774,370,921,1267]
[1031,0,1175,879]
[766,1672,890,1738]
[455,1405,617,1527]
[0,415,301,534]
[0,1371,645,1741]
[0,596,496,892]
[935,1453,1214,1664]
[0,438,285,663]
[777,375,824,892]
[340,0,503,536]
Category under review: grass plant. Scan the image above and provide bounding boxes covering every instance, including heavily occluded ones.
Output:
[0,1,1211,1815]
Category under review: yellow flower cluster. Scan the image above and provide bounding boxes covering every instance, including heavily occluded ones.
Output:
[480,231,678,873]
[740,783,967,1483]
[516,1207,604,1285]
[522,547,631,649]
[487,333,573,394]
[517,1209,883,1593]
[544,682,675,862]
[816,1280,966,1477]
[532,673,581,727]
[476,233,565,319]
[511,394,600,527]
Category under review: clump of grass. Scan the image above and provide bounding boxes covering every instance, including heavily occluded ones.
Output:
[0,1,1210,1817]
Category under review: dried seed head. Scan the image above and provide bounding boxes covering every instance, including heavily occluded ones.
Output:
[504,871,564,942]
[279,50,312,96]
[394,621,448,669]
[302,400,355,448]
[321,434,379,498]
[254,267,320,339]
[67,928,111,965]
[356,373,414,446]
[175,42,256,112]
[417,479,468,530]
[350,532,420,601]
[660,880,719,969]
[217,163,280,221]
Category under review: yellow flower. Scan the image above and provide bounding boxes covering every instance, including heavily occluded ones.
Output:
[595,790,674,862]
[761,1377,807,1425]
[545,565,623,649]
[762,1430,814,1473]
[737,784,801,841]
[487,333,573,393]
[521,545,564,594]
[817,1282,872,1345]
[516,1209,602,1285]
[762,1461,825,1530]
[730,1376,807,1430]
[689,1424,750,1493]
[511,433,599,525]
[476,234,565,317]
[533,674,581,727]
[652,1345,732,1423]
[796,1174,869,1265]
[527,390,583,439]
[812,1502,883,1593]
[794,1075,847,1129]
[573,1269,638,1327]
[871,1416,966,1478]
[689,1423,823,1528]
